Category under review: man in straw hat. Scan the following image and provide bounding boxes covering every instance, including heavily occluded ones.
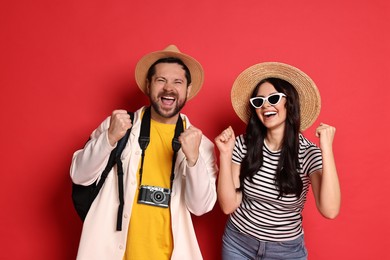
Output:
[215,62,340,259]
[71,45,217,260]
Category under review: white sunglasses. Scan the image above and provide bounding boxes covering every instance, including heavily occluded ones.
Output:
[250,93,287,108]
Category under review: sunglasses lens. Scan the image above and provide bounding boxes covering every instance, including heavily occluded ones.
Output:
[268,94,281,105]
[251,98,264,108]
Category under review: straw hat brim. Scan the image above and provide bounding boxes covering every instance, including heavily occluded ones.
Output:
[135,45,204,100]
[231,62,321,131]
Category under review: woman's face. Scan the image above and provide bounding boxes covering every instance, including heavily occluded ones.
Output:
[255,82,287,132]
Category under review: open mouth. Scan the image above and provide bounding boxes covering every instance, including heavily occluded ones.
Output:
[161,96,176,106]
[264,111,277,118]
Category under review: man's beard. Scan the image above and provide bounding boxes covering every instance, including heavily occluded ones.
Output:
[150,95,187,119]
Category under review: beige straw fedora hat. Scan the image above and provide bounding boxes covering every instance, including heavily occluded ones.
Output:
[231,62,321,131]
[135,44,204,100]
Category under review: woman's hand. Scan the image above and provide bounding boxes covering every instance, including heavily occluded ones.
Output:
[215,126,236,154]
[316,123,336,153]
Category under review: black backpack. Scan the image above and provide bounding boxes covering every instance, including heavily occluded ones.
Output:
[72,112,134,231]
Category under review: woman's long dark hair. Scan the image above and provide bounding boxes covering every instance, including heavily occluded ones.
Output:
[238,78,303,198]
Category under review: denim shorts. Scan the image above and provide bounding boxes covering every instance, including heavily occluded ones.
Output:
[222,220,308,260]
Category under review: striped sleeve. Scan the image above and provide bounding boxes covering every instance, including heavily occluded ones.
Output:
[232,134,246,164]
[299,135,323,176]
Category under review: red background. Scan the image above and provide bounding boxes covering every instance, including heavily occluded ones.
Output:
[1,0,389,259]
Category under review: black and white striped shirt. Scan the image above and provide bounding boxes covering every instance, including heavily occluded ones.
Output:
[230,133,322,242]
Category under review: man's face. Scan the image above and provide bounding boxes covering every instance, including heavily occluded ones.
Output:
[147,62,191,123]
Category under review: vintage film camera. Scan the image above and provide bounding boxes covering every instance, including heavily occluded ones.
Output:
[138,185,171,208]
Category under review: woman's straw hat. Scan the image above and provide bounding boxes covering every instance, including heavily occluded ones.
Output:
[135,44,204,100]
[231,62,321,131]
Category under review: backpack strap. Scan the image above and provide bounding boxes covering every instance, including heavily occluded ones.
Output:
[114,111,134,231]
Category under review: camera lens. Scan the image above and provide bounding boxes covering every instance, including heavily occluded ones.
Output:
[151,191,165,204]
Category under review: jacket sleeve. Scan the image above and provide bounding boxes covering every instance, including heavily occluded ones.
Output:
[184,135,218,216]
[70,116,115,185]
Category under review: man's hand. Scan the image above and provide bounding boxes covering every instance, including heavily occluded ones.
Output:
[178,126,202,167]
[108,110,132,146]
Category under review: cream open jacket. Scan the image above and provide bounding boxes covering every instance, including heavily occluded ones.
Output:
[70,107,218,260]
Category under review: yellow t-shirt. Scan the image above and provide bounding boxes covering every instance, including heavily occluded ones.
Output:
[124,119,175,260]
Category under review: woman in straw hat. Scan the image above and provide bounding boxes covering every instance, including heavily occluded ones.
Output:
[215,62,341,259]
